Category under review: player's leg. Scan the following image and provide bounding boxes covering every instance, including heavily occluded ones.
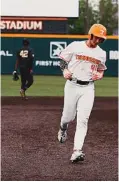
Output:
[71,85,95,162]
[20,69,27,98]
[58,81,78,143]
[20,69,26,90]
[61,81,78,128]
[25,71,34,89]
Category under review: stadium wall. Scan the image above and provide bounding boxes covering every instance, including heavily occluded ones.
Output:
[1,34,118,76]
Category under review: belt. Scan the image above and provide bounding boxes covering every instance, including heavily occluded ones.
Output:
[76,80,90,85]
[70,78,90,85]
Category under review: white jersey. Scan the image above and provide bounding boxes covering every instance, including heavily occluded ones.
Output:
[59,40,107,81]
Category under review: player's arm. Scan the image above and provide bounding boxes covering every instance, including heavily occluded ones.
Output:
[92,51,106,81]
[59,42,75,62]
[14,59,19,70]
[12,51,20,79]
[60,59,72,80]
[29,49,34,71]
[59,42,75,79]
[60,59,68,71]
[60,59,72,79]
[14,51,20,71]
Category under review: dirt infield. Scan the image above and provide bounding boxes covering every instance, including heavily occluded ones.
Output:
[1,97,118,181]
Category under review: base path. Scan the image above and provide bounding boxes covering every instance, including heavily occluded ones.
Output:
[1,97,118,181]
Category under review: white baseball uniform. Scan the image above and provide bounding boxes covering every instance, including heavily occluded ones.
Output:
[59,40,106,151]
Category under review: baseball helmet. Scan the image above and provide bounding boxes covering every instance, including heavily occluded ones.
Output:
[23,38,30,46]
[88,24,107,39]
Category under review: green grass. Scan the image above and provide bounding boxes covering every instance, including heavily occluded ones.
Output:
[1,75,118,97]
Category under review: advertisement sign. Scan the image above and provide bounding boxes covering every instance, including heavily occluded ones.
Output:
[0,17,68,34]
[1,0,79,17]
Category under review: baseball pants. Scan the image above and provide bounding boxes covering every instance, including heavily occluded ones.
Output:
[60,80,95,151]
[20,68,33,91]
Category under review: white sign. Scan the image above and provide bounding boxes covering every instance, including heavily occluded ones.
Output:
[109,50,119,60]
[36,60,60,66]
[0,50,13,56]
[1,0,79,17]
[50,42,67,59]
[0,20,42,30]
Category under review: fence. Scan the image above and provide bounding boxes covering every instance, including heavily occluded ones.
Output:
[1,34,118,76]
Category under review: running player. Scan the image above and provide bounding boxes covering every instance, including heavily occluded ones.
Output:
[58,24,107,163]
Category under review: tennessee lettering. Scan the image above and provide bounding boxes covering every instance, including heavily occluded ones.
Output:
[76,55,101,64]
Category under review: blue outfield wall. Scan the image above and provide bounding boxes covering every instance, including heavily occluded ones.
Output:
[1,36,118,76]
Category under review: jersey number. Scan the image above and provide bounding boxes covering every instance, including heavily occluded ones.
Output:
[91,65,98,71]
[20,50,28,58]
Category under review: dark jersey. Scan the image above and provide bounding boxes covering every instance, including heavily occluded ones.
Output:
[17,46,34,69]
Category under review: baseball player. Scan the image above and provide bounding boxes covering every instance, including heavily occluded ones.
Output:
[13,38,34,99]
[58,24,107,163]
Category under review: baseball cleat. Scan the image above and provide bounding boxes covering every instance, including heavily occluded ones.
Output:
[70,150,85,163]
[20,89,28,100]
[58,128,67,143]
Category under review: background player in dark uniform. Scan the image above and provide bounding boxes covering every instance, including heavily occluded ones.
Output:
[13,38,34,99]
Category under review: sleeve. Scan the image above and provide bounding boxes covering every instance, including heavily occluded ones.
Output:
[97,51,107,71]
[59,41,76,62]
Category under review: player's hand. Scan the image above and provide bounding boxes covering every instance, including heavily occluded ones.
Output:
[92,71,103,80]
[63,69,72,79]
[30,69,33,74]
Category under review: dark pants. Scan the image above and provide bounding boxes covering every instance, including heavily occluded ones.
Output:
[20,68,33,91]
